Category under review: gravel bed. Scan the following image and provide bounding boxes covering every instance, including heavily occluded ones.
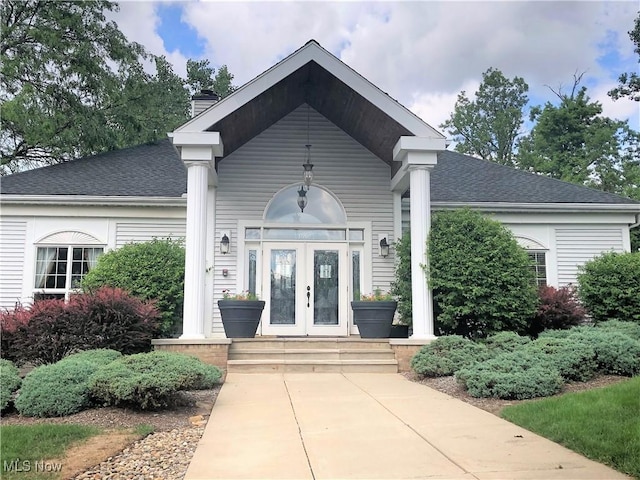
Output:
[74,426,204,480]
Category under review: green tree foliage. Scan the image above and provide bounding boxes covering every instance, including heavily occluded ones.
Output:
[0,0,236,175]
[390,233,412,325]
[577,251,640,324]
[517,78,640,200]
[440,68,529,166]
[82,239,185,336]
[187,60,235,96]
[427,209,538,339]
[609,12,640,102]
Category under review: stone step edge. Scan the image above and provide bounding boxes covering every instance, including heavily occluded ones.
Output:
[228,348,393,354]
[227,359,398,365]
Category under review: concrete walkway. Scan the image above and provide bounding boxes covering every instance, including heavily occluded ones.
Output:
[185,373,629,480]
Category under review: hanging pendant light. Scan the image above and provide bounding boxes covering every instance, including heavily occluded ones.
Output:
[297,185,308,212]
[298,104,313,212]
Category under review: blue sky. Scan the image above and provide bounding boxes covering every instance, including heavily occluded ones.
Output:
[113,1,639,134]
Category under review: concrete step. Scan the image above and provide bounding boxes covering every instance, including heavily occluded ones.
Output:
[228,348,396,361]
[230,338,392,351]
[227,359,399,373]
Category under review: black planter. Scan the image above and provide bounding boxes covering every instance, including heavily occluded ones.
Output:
[218,300,265,338]
[389,324,410,338]
[351,301,397,338]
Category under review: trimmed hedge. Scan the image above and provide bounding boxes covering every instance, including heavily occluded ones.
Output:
[428,209,538,339]
[578,251,640,324]
[411,335,490,377]
[456,351,564,400]
[82,238,185,336]
[0,359,21,411]
[89,351,222,410]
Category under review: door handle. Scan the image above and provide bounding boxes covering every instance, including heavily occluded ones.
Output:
[306,286,310,307]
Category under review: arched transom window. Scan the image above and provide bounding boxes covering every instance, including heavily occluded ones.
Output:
[264,185,347,225]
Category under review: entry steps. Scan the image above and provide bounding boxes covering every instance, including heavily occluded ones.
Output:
[227,338,398,373]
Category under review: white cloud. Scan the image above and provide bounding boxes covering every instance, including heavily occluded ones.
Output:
[108,1,638,131]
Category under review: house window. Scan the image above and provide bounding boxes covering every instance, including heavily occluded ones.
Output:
[34,246,103,300]
[527,251,547,286]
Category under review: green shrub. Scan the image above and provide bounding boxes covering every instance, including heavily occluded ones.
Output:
[578,251,640,324]
[411,335,490,377]
[483,331,531,355]
[82,238,185,336]
[390,233,412,325]
[595,320,640,341]
[456,351,563,400]
[428,209,538,339]
[524,337,597,382]
[63,349,122,366]
[528,285,586,337]
[16,360,96,417]
[89,351,222,410]
[0,359,21,411]
[568,329,640,376]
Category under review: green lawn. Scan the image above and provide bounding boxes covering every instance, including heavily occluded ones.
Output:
[0,424,101,480]
[501,376,640,478]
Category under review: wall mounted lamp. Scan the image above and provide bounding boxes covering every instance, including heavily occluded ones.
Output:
[220,232,230,254]
[379,235,390,258]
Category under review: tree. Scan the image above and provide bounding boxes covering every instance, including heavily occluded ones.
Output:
[440,68,529,166]
[517,77,640,200]
[1,0,236,175]
[187,60,235,97]
[427,209,538,339]
[608,12,640,102]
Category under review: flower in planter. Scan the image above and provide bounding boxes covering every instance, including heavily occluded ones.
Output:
[221,290,259,300]
[359,288,394,301]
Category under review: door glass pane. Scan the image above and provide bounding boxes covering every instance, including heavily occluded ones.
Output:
[248,250,257,296]
[352,251,361,301]
[270,250,296,324]
[314,250,339,325]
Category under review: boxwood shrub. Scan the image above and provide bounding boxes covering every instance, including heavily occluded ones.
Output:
[524,337,597,382]
[0,359,21,411]
[456,351,563,400]
[89,351,222,410]
[411,335,490,377]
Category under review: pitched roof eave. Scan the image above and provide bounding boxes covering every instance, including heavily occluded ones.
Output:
[0,195,187,208]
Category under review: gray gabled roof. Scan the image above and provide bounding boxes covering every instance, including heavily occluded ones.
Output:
[1,139,637,206]
[431,150,639,205]
[0,140,186,197]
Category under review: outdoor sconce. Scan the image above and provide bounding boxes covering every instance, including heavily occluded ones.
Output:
[379,236,390,258]
[297,186,308,213]
[220,232,230,254]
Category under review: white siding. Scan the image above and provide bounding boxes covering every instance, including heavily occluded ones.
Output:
[214,105,395,335]
[556,227,624,286]
[0,220,27,309]
[115,221,186,247]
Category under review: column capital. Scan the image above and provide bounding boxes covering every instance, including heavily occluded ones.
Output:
[392,136,446,164]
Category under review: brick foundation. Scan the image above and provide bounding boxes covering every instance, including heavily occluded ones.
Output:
[390,339,434,372]
[152,339,231,371]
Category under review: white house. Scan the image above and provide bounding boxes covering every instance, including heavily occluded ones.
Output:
[1,40,639,342]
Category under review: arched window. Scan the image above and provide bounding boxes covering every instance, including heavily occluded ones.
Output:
[264,185,347,224]
[515,236,548,286]
[34,231,104,300]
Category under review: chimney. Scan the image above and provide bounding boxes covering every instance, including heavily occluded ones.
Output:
[191,89,220,117]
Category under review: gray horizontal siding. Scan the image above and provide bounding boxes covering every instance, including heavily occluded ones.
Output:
[556,227,624,286]
[0,220,27,309]
[115,221,186,247]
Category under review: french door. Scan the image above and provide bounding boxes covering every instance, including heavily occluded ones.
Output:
[261,242,348,336]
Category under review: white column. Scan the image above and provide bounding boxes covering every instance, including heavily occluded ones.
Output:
[182,162,209,339]
[409,165,436,339]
